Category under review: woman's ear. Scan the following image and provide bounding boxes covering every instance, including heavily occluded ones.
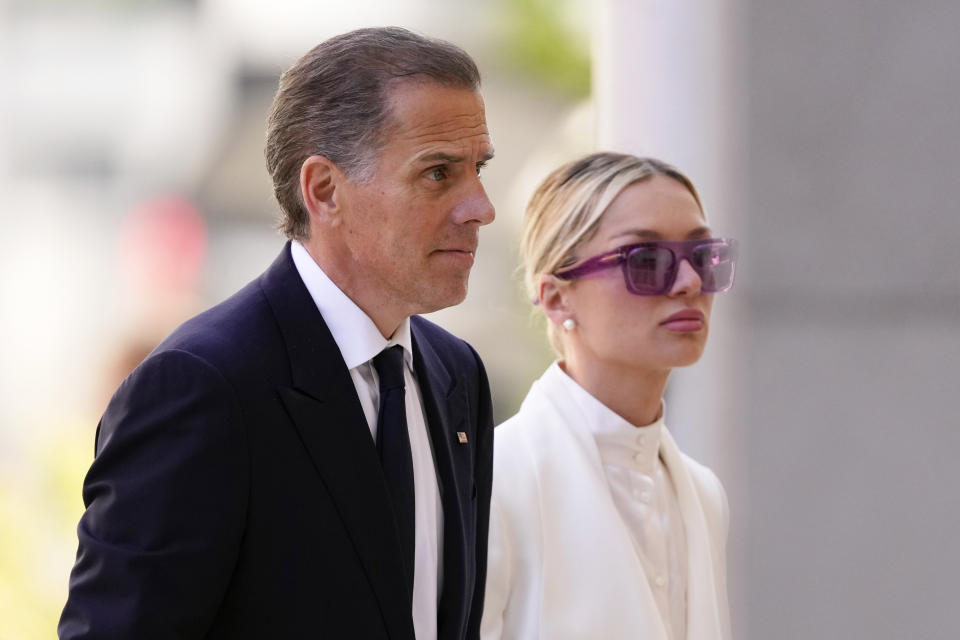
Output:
[537,274,574,329]
[299,155,343,227]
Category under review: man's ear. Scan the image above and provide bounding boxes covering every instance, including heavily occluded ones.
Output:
[537,274,574,328]
[299,155,343,226]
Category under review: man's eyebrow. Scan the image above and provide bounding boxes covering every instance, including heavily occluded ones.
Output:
[416,149,496,164]
[417,152,464,164]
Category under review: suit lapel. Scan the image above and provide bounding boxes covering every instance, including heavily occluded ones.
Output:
[411,323,470,640]
[260,244,415,640]
[528,369,669,639]
[659,429,727,640]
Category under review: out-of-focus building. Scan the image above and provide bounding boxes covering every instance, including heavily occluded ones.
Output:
[0,1,590,635]
[2,0,958,638]
[595,1,960,639]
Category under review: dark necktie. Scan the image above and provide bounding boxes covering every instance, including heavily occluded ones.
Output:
[373,345,416,595]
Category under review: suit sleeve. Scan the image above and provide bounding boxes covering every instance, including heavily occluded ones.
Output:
[464,344,494,640]
[59,349,249,639]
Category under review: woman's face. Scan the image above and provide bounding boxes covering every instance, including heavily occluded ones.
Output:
[548,175,715,375]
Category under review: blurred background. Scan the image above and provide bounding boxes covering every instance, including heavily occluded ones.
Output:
[1,0,958,638]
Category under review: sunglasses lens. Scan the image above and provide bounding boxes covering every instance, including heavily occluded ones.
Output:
[626,246,675,293]
[692,243,735,292]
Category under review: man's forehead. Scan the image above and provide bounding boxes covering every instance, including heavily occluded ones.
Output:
[387,91,485,124]
[380,83,492,156]
[400,132,494,166]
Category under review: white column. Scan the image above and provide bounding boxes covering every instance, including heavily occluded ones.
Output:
[593,3,747,632]
[593,0,745,486]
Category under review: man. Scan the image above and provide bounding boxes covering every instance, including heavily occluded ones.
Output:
[60,27,495,640]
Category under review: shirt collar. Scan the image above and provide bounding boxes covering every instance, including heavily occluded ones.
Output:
[545,361,665,474]
[291,241,413,369]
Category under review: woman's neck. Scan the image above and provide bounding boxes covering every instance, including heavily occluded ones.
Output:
[559,355,669,427]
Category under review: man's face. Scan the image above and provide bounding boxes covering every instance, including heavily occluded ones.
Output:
[335,81,495,319]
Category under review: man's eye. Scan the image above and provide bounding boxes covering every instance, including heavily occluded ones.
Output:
[475,160,488,176]
[428,167,448,181]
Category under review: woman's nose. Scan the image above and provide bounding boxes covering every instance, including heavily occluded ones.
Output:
[668,259,703,296]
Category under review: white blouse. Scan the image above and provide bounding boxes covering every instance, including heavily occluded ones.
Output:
[481,361,731,640]
[557,366,687,640]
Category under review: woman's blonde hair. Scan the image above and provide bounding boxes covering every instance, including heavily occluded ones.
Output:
[520,152,703,354]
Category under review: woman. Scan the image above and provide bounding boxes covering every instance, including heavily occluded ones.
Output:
[481,153,737,640]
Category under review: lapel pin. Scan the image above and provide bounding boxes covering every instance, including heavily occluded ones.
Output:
[457,432,468,444]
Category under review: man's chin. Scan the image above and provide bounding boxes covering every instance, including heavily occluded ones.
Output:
[414,280,469,315]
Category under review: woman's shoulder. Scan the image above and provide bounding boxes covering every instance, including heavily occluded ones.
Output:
[489,418,543,534]
[489,391,562,503]
[491,410,538,477]
[660,426,725,495]
[493,408,538,446]
[678,450,726,493]
[675,447,730,533]
[493,375,556,443]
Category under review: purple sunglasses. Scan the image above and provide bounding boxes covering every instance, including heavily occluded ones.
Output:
[553,237,739,296]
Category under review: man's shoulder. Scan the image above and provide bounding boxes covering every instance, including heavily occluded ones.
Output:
[161,280,267,347]
[410,313,464,343]
[152,243,295,360]
[410,314,478,363]
[147,270,289,385]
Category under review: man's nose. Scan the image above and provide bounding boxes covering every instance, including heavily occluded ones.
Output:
[453,180,496,226]
[668,259,703,297]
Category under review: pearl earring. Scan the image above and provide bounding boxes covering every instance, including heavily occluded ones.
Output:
[562,318,576,331]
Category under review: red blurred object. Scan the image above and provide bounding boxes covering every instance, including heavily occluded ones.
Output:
[120,195,207,294]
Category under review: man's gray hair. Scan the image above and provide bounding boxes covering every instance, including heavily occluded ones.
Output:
[265,26,482,240]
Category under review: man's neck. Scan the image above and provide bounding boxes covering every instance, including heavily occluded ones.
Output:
[299,239,407,339]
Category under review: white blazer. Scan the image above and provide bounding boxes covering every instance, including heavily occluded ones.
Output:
[481,364,731,640]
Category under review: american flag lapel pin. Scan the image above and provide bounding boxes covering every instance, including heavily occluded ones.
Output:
[456,431,468,444]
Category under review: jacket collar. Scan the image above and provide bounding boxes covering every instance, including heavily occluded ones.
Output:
[260,243,472,640]
[411,320,472,640]
[289,240,414,369]
[261,243,416,639]
[516,363,728,639]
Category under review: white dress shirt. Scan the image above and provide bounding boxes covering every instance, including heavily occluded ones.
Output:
[556,366,688,640]
[291,241,442,640]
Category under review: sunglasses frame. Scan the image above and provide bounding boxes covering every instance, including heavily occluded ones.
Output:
[553,237,739,296]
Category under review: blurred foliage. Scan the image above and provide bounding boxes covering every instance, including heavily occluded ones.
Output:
[0,422,90,640]
[495,0,591,98]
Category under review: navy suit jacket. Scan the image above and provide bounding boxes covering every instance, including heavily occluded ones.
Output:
[59,243,494,639]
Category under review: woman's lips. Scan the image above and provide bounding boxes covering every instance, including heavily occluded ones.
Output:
[660,309,705,332]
